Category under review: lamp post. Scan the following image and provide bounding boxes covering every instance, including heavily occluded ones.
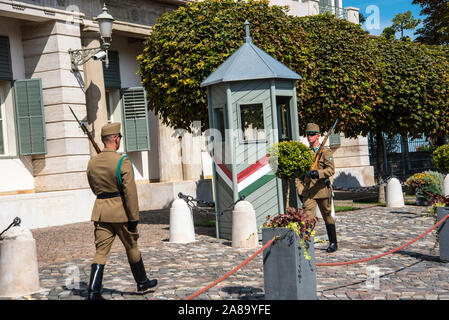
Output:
[69,4,114,72]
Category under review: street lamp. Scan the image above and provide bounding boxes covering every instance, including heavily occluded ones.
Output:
[69,3,114,72]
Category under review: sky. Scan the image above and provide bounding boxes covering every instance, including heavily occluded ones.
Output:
[343,0,425,39]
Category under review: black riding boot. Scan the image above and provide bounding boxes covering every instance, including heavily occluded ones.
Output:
[129,257,158,294]
[87,263,105,300]
[325,224,338,253]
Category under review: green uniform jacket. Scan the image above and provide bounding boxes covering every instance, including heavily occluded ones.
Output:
[296,147,335,199]
[87,148,139,223]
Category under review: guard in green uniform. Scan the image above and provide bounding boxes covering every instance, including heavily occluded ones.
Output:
[86,122,157,300]
[296,123,338,253]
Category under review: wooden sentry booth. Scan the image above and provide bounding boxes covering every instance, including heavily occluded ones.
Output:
[200,22,302,240]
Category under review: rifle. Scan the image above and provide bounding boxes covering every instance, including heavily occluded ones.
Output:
[311,119,339,170]
[68,105,101,154]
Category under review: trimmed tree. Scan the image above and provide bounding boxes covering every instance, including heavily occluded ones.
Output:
[137,0,308,131]
[268,141,313,212]
[291,13,382,138]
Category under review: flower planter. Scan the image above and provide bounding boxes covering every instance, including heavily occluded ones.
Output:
[437,206,449,262]
[262,227,317,300]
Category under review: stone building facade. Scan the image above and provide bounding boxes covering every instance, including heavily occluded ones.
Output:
[0,0,371,230]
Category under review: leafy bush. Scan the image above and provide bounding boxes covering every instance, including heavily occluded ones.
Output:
[268,140,313,212]
[264,207,316,260]
[432,144,449,174]
[406,172,442,200]
[268,141,313,180]
[422,170,445,195]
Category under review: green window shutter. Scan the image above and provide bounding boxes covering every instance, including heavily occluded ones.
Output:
[14,79,47,155]
[0,36,13,81]
[122,87,150,152]
[103,51,121,88]
[329,132,341,146]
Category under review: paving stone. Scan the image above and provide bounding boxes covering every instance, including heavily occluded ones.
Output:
[10,205,446,300]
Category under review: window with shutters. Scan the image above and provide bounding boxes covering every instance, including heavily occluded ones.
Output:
[0,36,13,81]
[13,79,47,155]
[122,87,150,152]
[103,51,121,89]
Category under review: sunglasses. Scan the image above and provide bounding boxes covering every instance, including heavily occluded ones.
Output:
[306,132,318,137]
[117,133,122,139]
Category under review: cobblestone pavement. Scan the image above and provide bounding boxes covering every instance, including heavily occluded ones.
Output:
[4,205,449,300]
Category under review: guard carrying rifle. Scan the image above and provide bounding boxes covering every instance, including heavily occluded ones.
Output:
[296,121,338,253]
[85,122,157,299]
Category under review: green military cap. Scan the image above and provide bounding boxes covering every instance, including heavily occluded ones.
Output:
[305,123,320,134]
[101,122,121,137]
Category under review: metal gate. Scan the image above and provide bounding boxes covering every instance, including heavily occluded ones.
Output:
[368,133,436,180]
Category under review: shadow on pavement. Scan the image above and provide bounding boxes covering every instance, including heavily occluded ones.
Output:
[221,286,264,300]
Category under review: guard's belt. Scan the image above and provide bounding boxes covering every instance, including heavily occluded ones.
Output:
[97,192,121,199]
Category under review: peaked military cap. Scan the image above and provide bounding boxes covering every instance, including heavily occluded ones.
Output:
[305,123,320,134]
[101,122,121,137]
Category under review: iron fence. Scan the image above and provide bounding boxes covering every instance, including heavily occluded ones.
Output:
[368,133,437,180]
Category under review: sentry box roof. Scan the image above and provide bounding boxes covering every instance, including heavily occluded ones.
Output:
[200,21,301,87]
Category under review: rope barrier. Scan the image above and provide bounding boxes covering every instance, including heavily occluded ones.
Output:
[316,213,449,266]
[182,214,449,300]
[183,235,280,300]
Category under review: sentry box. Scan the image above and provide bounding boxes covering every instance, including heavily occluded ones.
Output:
[200,21,302,240]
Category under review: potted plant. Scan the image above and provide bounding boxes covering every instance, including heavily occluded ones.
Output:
[406,172,441,206]
[263,141,317,300]
[262,207,318,300]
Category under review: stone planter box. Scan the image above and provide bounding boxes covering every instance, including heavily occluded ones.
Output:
[262,228,317,300]
[437,206,449,262]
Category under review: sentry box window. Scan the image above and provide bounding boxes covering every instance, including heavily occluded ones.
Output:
[239,103,265,142]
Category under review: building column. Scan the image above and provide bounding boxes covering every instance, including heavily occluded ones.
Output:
[22,20,90,192]
[331,135,375,189]
[158,118,183,182]
[305,0,320,16]
[181,124,203,181]
[345,7,360,24]
[81,31,108,156]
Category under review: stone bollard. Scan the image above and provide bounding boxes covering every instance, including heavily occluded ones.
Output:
[232,201,258,248]
[0,226,40,297]
[386,178,405,208]
[169,199,196,243]
[316,199,336,221]
[444,174,449,197]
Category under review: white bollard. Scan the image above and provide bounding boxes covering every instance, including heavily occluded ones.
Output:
[444,174,449,197]
[232,201,258,248]
[316,199,336,221]
[386,178,405,208]
[0,226,40,297]
[169,199,196,243]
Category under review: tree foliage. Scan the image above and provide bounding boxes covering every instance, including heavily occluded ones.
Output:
[137,0,308,131]
[370,38,449,139]
[432,144,449,173]
[381,26,396,39]
[292,14,381,138]
[413,0,449,45]
[138,0,449,144]
[391,10,421,39]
